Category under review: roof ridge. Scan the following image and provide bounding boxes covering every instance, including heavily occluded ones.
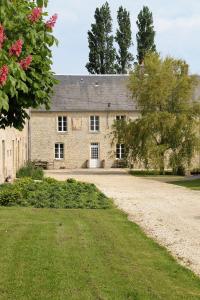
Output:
[55,74,129,77]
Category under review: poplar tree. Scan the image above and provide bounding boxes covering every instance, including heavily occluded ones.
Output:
[86,2,116,74]
[136,6,156,64]
[115,6,133,74]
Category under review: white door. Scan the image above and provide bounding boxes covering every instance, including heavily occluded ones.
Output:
[89,143,100,168]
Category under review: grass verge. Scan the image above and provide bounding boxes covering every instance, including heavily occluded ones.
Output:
[0,208,200,299]
[129,170,175,176]
[171,178,200,190]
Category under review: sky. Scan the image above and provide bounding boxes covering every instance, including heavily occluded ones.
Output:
[47,0,200,75]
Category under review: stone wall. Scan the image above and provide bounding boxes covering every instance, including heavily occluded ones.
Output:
[0,124,29,183]
[30,111,200,171]
[30,111,138,169]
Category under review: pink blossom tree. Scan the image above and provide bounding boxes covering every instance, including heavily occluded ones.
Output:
[0,0,58,129]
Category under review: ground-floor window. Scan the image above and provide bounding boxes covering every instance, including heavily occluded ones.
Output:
[116,115,126,121]
[116,144,125,159]
[55,143,64,159]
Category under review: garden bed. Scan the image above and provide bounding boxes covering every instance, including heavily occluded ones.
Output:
[0,177,113,209]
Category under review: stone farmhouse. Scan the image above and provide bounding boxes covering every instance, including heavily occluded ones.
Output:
[0,124,29,183]
[1,74,200,183]
[30,75,137,169]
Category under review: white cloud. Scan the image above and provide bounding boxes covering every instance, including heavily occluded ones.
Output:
[156,16,200,32]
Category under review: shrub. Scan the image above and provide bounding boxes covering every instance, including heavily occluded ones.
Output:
[175,166,186,176]
[0,178,113,209]
[44,177,58,184]
[0,187,24,206]
[66,178,77,184]
[191,168,200,175]
[16,162,44,180]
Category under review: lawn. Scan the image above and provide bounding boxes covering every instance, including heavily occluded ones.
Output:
[129,170,184,183]
[0,208,200,299]
[171,178,200,190]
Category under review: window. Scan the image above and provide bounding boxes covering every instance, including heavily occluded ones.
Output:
[116,115,126,121]
[116,144,125,159]
[58,116,67,132]
[90,116,99,132]
[55,143,64,159]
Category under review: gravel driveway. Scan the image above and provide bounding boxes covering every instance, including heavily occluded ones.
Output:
[45,169,200,276]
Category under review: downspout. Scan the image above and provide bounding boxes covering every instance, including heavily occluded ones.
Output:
[28,109,31,162]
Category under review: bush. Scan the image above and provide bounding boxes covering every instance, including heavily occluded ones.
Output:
[175,166,186,176]
[191,168,200,175]
[0,187,24,206]
[16,162,44,180]
[0,178,113,209]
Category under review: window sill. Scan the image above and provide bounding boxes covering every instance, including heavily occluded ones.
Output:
[89,131,100,134]
[54,158,64,161]
[57,131,68,134]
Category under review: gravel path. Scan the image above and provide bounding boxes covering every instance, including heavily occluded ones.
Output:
[46,169,200,276]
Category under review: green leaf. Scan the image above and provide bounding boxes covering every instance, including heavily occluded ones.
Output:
[36,0,44,7]
[0,0,58,129]
[0,90,9,111]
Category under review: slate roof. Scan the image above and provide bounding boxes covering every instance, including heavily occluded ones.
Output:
[34,75,136,112]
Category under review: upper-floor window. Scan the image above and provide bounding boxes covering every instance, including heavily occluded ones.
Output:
[55,143,64,159]
[116,144,125,159]
[90,116,100,132]
[58,116,67,132]
[116,115,126,121]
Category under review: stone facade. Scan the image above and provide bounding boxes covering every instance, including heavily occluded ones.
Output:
[30,75,138,169]
[29,75,200,170]
[30,111,138,169]
[0,124,29,183]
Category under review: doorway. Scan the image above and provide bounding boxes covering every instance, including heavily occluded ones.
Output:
[89,143,100,168]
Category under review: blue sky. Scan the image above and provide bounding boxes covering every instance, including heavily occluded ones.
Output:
[47,0,200,75]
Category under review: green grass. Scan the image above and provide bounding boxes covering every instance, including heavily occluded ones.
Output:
[129,170,185,183]
[171,178,200,190]
[0,208,200,299]
[129,170,175,176]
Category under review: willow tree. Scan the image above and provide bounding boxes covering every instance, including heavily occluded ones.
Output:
[113,53,200,174]
[0,0,58,129]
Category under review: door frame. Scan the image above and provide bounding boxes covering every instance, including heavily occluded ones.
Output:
[89,143,100,168]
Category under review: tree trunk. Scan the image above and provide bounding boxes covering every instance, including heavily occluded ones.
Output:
[159,153,165,175]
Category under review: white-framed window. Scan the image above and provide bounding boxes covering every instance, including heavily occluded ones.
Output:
[90,116,100,132]
[55,143,64,159]
[116,115,126,121]
[116,144,125,159]
[57,116,67,132]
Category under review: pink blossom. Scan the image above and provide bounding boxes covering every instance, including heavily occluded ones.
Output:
[28,7,42,23]
[0,65,9,86]
[19,55,32,70]
[9,39,23,57]
[0,24,6,49]
[45,14,58,30]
